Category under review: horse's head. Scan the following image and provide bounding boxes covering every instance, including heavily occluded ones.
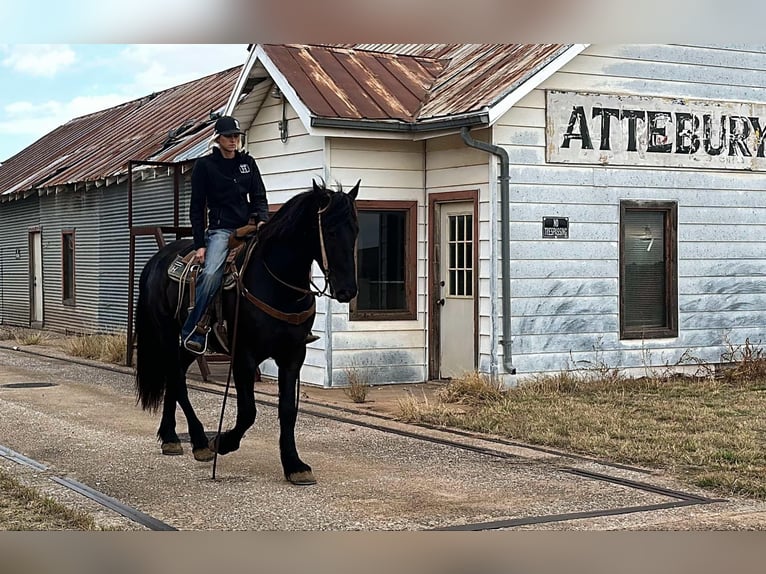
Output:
[312,179,360,303]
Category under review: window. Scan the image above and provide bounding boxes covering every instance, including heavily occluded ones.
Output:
[62,230,75,305]
[446,213,473,297]
[351,201,417,320]
[620,201,677,339]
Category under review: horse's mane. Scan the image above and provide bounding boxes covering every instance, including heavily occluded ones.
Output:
[257,181,353,246]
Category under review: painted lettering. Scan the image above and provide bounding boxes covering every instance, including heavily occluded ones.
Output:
[646,112,673,153]
[728,116,752,157]
[748,117,766,157]
[620,109,646,152]
[561,106,593,149]
[548,91,766,169]
[592,107,620,150]
[703,115,726,156]
[674,112,700,154]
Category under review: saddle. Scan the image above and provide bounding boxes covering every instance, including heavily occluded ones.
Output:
[166,222,259,353]
[167,222,259,286]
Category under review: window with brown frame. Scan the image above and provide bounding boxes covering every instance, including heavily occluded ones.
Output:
[620,201,678,339]
[62,230,75,305]
[350,200,417,321]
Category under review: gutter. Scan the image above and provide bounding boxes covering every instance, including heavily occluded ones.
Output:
[460,127,516,375]
[311,112,489,133]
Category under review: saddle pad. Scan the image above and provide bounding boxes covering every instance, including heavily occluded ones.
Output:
[167,254,197,283]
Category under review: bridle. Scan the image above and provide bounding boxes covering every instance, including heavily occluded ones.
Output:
[238,197,337,307]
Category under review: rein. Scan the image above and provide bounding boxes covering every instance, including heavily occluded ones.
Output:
[260,201,332,298]
[237,202,336,323]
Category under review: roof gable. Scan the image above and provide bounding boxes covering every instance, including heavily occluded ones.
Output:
[261,44,445,122]
[243,44,585,134]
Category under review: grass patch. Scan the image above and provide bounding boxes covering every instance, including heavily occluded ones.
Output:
[343,366,371,403]
[399,360,766,500]
[0,327,48,346]
[0,468,102,530]
[64,333,127,365]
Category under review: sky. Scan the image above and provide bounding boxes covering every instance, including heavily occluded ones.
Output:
[0,44,250,162]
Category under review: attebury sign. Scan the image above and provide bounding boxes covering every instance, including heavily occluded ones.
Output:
[546,90,766,170]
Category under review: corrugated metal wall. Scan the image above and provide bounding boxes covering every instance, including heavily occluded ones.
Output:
[128,169,193,333]
[1,169,187,334]
[0,196,40,326]
[97,185,130,332]
[40,190,102,333]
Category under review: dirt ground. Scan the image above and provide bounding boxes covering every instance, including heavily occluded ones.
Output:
[2,335,766,530]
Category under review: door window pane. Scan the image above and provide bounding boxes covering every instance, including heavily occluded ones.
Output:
[447,214,472,297]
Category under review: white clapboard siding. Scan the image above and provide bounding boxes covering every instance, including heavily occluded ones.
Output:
[494,44,766,376]
[425,134,495,377]
[327,137,427,386]
[245,98,327,384]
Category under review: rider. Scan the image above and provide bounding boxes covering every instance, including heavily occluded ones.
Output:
[180,115,269,354]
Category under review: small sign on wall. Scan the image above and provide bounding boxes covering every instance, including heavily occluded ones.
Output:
[542,217,569,239]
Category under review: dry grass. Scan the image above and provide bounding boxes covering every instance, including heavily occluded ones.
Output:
[343,366,371,403]
[398,349,766,500]
[0,327,48,346]
[64,333,127,365]
[435,371,504,405]
[0,468,102,530]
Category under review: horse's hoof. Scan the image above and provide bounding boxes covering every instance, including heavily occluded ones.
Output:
[161,442,183,456]
[192,447,215,462]
[287,470,317,486]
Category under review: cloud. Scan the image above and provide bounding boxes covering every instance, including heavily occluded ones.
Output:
[118,44,247,92]
[2,45,76,77]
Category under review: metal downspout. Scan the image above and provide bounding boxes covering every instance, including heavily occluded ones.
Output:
[460,127,516,375]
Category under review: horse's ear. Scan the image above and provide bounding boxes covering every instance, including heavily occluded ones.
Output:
[312,179,323,194]
[348,179,361,200]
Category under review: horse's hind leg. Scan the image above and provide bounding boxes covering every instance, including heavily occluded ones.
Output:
[157,353,212,461]
[174,355,214,461]
[158,389,183,455]
[157,352,185,455]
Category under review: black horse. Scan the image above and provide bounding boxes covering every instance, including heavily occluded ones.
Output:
[134,180,359,485]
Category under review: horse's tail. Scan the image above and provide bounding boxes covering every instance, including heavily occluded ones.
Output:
[134,268,172,412]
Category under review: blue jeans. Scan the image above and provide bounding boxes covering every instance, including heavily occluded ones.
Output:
[181,228,233,345]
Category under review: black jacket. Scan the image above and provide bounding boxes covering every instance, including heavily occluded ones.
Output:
[189,147,269,249]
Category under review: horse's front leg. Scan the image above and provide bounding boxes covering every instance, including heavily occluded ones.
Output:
[210,351,258,456]
[277,365,316,485]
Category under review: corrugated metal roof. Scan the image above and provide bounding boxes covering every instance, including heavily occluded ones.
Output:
[262,44,445,122]
[0,66,241,199]
[265,44,568,125]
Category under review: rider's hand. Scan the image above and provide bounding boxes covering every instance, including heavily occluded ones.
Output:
[194,247,206,264]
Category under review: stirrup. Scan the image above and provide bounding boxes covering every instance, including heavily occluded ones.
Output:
[182,331,208,355]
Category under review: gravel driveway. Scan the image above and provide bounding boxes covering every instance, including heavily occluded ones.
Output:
[1,344,765,530]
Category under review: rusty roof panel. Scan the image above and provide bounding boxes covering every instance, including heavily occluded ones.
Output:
[262,44,445,122]
[419,44,566,119]
[0,66,241,197]
[280,44,568,125]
